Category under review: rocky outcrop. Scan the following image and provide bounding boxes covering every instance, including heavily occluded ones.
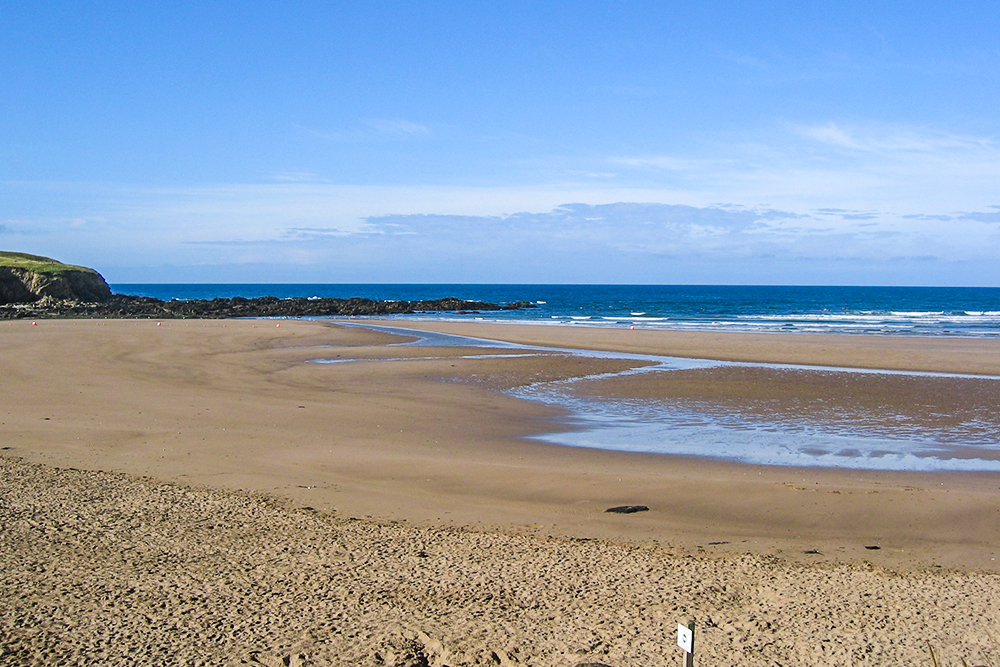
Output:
[0,251,537,319]
[0,294,536,320]
[0,253,112,305]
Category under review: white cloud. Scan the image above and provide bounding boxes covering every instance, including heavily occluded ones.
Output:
[363,118,430,136]
[795,123,866,150]
[794,122,996,154]
[295,118,430,142]
[5,114,1000,284]
[281,202,998,271]
[266,171,329,183]
[611,155,708,171]
[606,122,1000,216]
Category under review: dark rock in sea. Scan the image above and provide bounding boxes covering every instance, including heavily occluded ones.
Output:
[0,292,537,320]
[604,505,649,514]
[0,251,539,319]
[0,251,111,305]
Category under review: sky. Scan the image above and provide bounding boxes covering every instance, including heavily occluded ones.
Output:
[2,1,999,285]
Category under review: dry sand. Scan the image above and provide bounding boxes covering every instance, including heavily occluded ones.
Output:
[4,456,1000,667]
[3,318,1000,665]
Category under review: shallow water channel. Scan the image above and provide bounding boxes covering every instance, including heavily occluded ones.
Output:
[316,323,1000,472]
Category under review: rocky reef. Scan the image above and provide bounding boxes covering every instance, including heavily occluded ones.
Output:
[0,251,535,319]
[0,294,536,319]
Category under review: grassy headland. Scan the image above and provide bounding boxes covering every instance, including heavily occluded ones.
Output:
[0,251,100,276]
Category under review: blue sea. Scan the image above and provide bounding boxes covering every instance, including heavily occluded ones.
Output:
[113,284,1000,338]
[113,284,1000,471]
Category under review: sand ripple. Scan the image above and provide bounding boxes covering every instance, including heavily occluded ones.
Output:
[2,456,999,666]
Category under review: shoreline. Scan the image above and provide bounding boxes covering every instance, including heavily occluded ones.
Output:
[357,318,1000,375]
[354,320,1000,471]
[2,318,1000,573]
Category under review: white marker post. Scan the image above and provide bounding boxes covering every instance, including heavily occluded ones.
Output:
[677,619,695,667]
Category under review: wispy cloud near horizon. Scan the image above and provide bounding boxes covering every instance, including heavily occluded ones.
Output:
[364,118,430,136]
[6,180,994,284]
[604,122,1000,218]
[794,122,996,154]
[296,118,431,142]
[4,113,1000,286]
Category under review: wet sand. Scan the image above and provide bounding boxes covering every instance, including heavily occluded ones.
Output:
[359,319,1000,375]
[3,318,1000,664]
[3,318,1000,568]
[557,365,1000,460]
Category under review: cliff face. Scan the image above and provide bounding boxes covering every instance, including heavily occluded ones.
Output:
[0,253,112,305]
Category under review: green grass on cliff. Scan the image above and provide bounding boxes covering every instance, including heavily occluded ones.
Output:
[0,251,99,276]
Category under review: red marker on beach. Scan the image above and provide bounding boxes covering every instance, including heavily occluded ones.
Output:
[32,322,37,326]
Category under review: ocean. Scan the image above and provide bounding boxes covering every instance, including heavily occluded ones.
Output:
[113,284,1000,338]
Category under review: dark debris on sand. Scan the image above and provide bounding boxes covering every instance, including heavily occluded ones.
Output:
[604,505,650,514]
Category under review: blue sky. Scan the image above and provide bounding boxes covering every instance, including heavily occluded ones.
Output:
[2,1,999,284]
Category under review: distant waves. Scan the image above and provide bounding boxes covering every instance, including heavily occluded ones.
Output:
[113,284,1000,337]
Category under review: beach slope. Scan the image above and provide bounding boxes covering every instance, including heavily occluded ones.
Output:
[3,318,1000,664]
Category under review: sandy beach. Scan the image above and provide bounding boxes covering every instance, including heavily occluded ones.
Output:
[3,318,1000,665]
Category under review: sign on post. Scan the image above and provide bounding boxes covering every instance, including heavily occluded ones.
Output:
[677,619,695,667]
